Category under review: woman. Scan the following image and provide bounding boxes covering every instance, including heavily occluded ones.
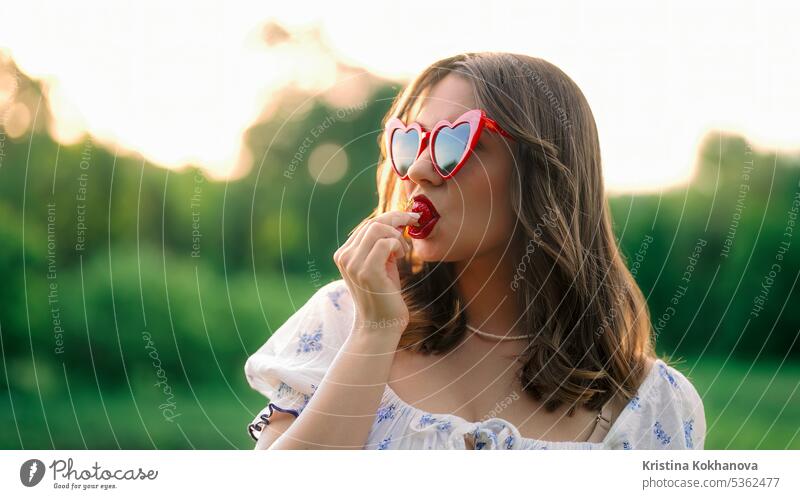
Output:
[245,52,706,450]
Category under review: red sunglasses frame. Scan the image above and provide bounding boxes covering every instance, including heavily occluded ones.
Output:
[385,109,515,180]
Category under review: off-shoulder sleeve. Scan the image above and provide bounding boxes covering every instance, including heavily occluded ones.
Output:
[606,359,707,450]
[244,279,353,442]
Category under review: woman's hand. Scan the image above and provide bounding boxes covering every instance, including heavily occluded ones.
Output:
[334,210,420,334]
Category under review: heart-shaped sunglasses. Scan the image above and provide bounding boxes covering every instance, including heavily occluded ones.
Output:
[385,109,515,180]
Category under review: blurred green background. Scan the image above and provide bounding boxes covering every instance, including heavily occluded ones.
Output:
[0,61,798,450]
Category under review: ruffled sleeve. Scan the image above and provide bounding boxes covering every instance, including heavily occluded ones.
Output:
[606,359,707,450]
[244,279,353,442]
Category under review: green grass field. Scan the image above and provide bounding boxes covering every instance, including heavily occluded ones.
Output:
[2,357,798,449]
[672,356,800,449]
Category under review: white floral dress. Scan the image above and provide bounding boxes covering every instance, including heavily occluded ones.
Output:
[245,279,707,450]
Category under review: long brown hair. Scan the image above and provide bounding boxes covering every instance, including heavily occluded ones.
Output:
[360,52,655,415]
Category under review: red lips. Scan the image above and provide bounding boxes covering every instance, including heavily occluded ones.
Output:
[407,194,440,239]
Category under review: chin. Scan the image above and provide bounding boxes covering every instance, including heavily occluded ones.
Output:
[411,239,463,263]
[410,239,437,261]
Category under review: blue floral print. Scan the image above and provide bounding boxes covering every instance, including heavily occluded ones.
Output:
[297,384,319,414]
[659,363,679,388]
[376,403,397,423]
[437,420,453,431]
[653,421,671,446]
[419,413,437,426]
[472,427,499,450]
[327,288,344,310]
[377,436,391,450]
[683,419,694,448]
[296,325,323,355]
[276,381,296,399]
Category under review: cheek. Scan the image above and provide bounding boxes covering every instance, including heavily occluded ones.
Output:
[450,173,515,249]
[467,195,515,246]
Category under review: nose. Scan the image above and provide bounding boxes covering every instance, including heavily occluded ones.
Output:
[404,139,444,188]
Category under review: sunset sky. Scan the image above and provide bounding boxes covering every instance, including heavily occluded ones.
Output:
[1,0,798,191]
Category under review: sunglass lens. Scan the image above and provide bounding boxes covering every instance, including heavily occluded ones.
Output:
[390,128,420,177]
[433,123,471,175]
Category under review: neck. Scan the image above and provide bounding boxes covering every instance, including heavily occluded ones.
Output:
[453,247,523,336]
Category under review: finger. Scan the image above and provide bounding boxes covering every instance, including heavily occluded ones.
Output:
[349,211,418,254]
[339,212,392,261]
[338,217,372,261]
[352,222,409,266]
[362,238,404,284]
[375,220,411,253]
[346,219,377,255]
[370,210,422,231]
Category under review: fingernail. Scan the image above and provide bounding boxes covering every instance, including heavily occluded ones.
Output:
[410,212,421,218]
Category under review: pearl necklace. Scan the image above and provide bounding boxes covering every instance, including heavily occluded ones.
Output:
[466,324,535,341]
